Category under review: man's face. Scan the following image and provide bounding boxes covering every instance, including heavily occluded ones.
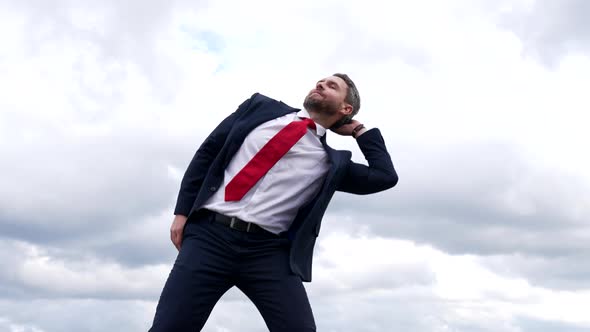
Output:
[303,76,350,115]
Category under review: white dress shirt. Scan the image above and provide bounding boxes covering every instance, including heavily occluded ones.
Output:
[202,109,330,234]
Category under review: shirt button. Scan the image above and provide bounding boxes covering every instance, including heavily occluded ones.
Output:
[209,186,217,192]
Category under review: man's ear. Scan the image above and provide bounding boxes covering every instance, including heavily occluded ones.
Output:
[340,104,353,117]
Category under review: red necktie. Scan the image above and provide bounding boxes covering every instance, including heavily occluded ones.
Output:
[225,118,317,201]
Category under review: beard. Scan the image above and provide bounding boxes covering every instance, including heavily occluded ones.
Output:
[303,94,340,116]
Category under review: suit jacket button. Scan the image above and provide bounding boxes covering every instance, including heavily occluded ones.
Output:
[210,186,217,192]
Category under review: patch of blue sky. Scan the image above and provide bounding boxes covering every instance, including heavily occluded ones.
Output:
[180,25,225,53]
[179,25,226,73]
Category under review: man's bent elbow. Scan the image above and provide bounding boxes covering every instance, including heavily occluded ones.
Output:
[383,172,398,190]
[368,171,398,194]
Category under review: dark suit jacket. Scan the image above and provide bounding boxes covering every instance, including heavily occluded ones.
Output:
[174,93,398,281]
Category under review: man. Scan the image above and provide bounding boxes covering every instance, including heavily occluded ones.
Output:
[149,73,398,331]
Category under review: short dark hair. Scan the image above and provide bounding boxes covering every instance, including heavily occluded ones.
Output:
[332,73,361,128]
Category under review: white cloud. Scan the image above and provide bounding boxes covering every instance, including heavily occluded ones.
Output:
[0,317,46,332]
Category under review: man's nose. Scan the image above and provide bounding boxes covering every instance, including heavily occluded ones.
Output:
[316,82,325,90]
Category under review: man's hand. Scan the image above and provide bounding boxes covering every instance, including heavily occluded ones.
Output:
[330,119,367,138]
[170,214,188,251]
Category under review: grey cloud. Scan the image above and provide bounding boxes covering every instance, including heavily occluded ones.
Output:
[310,289,536,332]
[0,238,168,301]
[481,253,590,290]
[81,221,177,267]
[330,140,589,249]
[0,129,188,244]
[499,0,590,66]
[0,120,208,269]
[325,140,590,288]
[516,316,590,332]
[0,299,153,332]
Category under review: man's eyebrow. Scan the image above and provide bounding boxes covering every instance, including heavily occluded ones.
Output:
[317,78,340,89]
[326,79,340,88]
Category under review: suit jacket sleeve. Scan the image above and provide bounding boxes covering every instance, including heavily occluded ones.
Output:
[336,128,398,194]
[173,95,254,216]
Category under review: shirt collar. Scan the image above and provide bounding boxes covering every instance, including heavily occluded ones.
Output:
[297,109,326,137]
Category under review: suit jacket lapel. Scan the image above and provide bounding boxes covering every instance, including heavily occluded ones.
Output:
[320,134,344,188]
[235,103,294,141]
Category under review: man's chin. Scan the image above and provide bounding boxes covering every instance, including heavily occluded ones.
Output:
[304,98,339,115]
[303,98,319,111]
[304,95,321,104]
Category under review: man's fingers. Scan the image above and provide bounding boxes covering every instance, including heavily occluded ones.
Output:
[170,229,182,251]
[170,216,187,251]
[174,233,182,251]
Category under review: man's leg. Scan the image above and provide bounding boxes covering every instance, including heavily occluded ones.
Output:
[149,218,236,332]
[235,235,316,332]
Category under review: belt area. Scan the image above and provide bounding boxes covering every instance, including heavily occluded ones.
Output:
[212,212,270,234]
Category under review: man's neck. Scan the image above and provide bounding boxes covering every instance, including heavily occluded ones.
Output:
[306,109,338,130]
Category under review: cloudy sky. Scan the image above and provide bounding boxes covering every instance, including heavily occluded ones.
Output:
[1,0,590,331]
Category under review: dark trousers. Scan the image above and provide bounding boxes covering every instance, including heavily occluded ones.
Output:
[148,211,316,332]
